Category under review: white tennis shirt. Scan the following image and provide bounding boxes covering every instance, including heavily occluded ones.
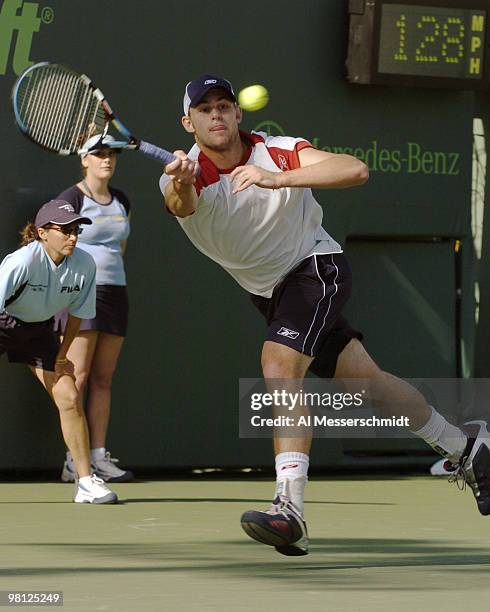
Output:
[0,240,96,322]
[160,131,342,297]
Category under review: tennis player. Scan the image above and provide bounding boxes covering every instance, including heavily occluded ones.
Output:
[159,74,490,555]
[54,134,134,484]
[0,199,117,504]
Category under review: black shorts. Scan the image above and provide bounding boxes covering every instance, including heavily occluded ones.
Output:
[0,312,60,372]
[250,253,362,377]
[54,285,129,337]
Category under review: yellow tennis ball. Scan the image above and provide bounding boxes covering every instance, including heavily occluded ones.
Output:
[238,84,269,112]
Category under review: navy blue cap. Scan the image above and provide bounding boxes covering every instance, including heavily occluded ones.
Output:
[183,74,236,115]
[35,200,92,229]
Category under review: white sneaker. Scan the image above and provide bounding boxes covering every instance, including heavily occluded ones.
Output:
[74,474,118,504]
[92,451,134,483]
[61,459,76,482]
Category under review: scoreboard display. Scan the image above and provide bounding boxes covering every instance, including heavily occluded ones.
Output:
[346,0,490,89]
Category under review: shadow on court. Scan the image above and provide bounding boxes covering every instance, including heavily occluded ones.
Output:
[2,537,490,583]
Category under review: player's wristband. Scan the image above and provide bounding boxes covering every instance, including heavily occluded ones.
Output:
[55,357,68,365]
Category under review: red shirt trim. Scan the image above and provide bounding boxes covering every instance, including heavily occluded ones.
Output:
[194,132,312,195]
[267,140,312,171]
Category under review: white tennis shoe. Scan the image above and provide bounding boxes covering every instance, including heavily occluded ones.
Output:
[62,451,134,483]
[92,451,134,483]
[74,474,118,504]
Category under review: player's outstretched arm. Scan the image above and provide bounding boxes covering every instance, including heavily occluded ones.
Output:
[293,147,369,189]
[231,148,368,193]
[164,151,199,218]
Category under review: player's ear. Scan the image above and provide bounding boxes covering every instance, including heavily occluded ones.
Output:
[236,104,243,124]
[182,114,195,134]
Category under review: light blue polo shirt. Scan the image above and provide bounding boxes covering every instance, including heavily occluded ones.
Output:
[0,240,96,322]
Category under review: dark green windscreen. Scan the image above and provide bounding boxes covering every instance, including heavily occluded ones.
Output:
[0,0,475,469]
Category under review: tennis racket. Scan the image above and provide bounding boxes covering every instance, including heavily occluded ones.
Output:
[11,61,176,165]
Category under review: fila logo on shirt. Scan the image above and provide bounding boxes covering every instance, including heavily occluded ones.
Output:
[60,285,80,293]
[277,327,299,339]
[278,154,289,171]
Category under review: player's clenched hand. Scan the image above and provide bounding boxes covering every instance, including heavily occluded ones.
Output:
[53,359,76,384]
[230,165,281,194]
[165,151,198,185]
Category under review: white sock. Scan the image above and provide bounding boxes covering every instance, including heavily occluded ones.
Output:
[91,447,106,462]
[412,406,467,463]
[275,452,309,515]
[78,475,92,487]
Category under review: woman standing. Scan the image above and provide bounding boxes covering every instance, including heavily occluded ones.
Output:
[0,199,117,503]
[55,134,134,483]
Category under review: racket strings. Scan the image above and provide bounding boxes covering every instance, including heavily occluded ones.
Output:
[15,65,107,154]
[47,70,80,150]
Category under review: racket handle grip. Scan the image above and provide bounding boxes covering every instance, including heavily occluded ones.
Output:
[138,140,176,165]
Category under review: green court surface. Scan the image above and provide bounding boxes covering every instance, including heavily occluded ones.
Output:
[0,477,489,611]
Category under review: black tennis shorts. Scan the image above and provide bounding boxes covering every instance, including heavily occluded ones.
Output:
[0,312,60,372]
[54,285,129,337]
[250,253,363,378]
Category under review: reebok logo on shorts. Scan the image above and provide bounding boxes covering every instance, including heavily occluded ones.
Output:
[277,327,299,339]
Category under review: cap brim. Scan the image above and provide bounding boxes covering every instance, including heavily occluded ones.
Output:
[50,215,92,226]
[190,86,236,109]
[90,147,122,154]
[80,147,123,158]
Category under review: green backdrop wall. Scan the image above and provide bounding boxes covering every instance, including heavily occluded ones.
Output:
[0,0,476,470]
